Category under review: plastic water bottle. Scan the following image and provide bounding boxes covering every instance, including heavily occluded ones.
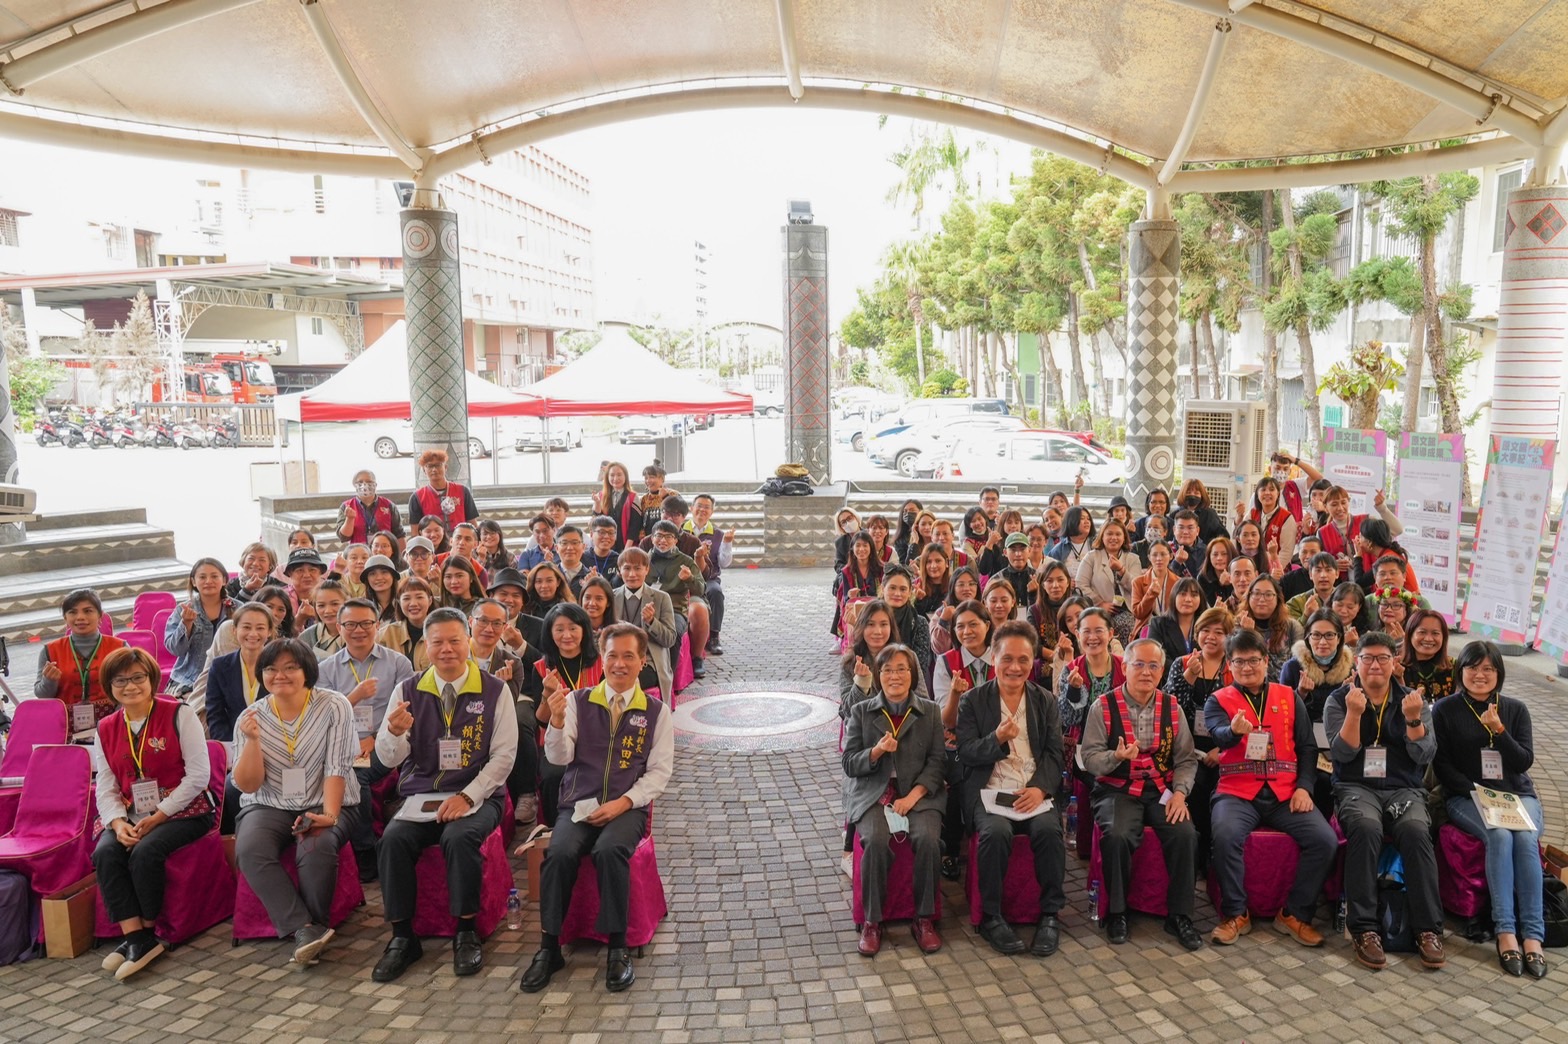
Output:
[1088,881,1100,926]
[1065,795,1079,849]
[1334,897,1347,936]
[506,888,523,930]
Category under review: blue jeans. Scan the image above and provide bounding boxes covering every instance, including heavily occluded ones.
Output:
[1446,793,1545,941]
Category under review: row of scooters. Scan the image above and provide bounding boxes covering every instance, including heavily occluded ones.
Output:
[33,408,241,449]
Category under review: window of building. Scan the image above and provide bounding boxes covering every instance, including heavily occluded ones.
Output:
[0,209,19,247]
[313,175,326,214]
[310,317,324,336]
[1493,167,1524,252]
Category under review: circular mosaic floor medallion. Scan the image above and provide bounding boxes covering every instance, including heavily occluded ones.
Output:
[672,690,839,752]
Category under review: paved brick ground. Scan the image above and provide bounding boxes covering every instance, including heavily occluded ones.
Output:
[2,567,1567,1043]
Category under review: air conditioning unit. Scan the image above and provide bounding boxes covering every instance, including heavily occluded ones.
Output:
[1180,400,1268,518]
[0,484,38,522]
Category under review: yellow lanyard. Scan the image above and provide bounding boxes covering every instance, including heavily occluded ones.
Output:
[347,655,371,685]
[559,656,583,693]
[437,684,456,737]
[72,636,103,700]
[241,662,260,705]
[1465,697,1496,748]
[881,705,908,738]
[272,689,313,765]
[125,712,151,778]
[1369,693,1390,743]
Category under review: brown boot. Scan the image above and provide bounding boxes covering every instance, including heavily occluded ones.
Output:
[1352,931,1387,970]
[857,922,882,957]
[1417,931,1446,969]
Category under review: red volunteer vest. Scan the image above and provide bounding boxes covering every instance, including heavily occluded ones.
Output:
[1095,685,1179,797]
[1212,682,1298,801]
[345,496,395,543]
[414,483,470,527]
[941,648,993,691]
[1280,481,1305,523]
[96,697,214,818]
[46,634,125,720]
[1251,506,1292,551]
[1317,515,1364,563]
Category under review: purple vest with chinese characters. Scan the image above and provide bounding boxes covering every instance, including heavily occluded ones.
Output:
[559,683,666,806]
[395,665,503,796]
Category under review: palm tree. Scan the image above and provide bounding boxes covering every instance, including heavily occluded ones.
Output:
[884,239,932,385]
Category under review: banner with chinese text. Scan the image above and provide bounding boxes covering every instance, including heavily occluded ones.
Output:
[1321,427,1388,516]
[1396,432,1464,623]
[1461,436,1556,644]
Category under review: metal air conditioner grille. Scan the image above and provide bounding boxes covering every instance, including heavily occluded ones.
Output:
[1184,411,1236,470]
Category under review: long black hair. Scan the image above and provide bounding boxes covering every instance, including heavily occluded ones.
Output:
[540,602,599,669]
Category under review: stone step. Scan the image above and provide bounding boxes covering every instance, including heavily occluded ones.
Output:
[22,506,150,532]
[0,522,177,576]
[0,558,192,643]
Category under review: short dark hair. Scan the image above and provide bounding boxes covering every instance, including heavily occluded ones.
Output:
[992,619,1038,653]
[979,486,1001,499]
[61,588,103,615]
[557,525,583,542]
[1355,630,1399,656]
[186,557,229,595]
[544,497,570,512]
[661,495,689,517]
[314,579,347,598]
[651,520,679,537]
[874,643,919,682]
[1454,640,1505,691]
[257,637,320,688]
[642,463,666,478]
[338,597,379,619]
[591,515,618,531]
[1310,552,1338,570]
[101,646,161,694]
[1373,553,1406,573]
[951,599,992,647]
[598,621,648,657]
[529,514,554,530]
[1170,509,1198,525]
[882,563,913,585]
[1224,628,1269,660]
[424,607,470,633]
[694,493,715,507]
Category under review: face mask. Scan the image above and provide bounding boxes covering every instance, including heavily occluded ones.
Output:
[1272,467,1290,484]
[883,804,910,838]
[1183,496,1200,508]
[1312,651,1339,667]
[842,519,859,534]
[355,482,375,496]
[902,513,916,526]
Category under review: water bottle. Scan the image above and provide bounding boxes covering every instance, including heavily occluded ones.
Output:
[506,888,523,930]
[1065,795,1078,850]
[1334,897,1347,936]
[1088,881,1100,926]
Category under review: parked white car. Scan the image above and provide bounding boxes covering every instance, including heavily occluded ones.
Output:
[513,416,584,452]
[618,414,685,443]
[372,419,497,460]
[934,429,1124,485]
[866,415,1029,477]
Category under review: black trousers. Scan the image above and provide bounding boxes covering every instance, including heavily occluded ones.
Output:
[378,793,503,923]
[1188,739,1219,874]
[705,577,725,634]
[1211,790,1338,921]
[506,713,540,804]
[220,777,241,835]
[972,803,1066,920]
[540,806,648,936]
[1091,786,1198,917]
[1335,783,1442,935]
[538,756,565,828]
[351,752,394,854]
[93,812,214,924]
[941,750,965,859]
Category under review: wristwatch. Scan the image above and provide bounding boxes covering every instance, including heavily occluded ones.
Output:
[1405,718,1423,728]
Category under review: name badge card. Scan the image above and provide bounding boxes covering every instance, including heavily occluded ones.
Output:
[1244,731,1270,761]
[130,778,160,816]
[354,703,375,733]
[71,703,95,733]
[1481,748,1504,780]
[1363,746,1388,778]
[280,768,311,804]
[438,738,463,770]
[1313,722,1329,749]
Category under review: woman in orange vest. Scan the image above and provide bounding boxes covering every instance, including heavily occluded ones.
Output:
[35,588,126,731]
[406,449,477,530]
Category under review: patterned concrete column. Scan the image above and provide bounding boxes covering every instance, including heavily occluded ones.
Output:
[401,203,470,485]
[1489,184,1568,441]
[0,340,22,545]
[1123,218,1181,505]
[783,223,831,484]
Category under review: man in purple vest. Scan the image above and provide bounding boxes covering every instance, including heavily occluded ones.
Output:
[371,608,517,982]
[519,623,675,994]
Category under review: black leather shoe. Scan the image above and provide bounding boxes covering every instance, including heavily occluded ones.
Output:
[978,915,1026,955]
[606,946,636,992]
[940,856,961,881]
[691,659,706,679]
[519,948,565,992]
[1165,914,1204,951]
[452,930,484,976]
[1106,913,1131,944]
[371,937,424,983]
[1499,947,1524,977]
[1031,914,1061,957]
[355,850,378,883]
[1524,952,1548,979]
[705,641,724,656]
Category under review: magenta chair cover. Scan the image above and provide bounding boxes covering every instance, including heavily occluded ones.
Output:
[966,832,1043,925]
[850,830,942,927]
[232,840,364,940]
[409,825,511,938]
[1322,816,1351,901]
[561,833,668,947]
[1205,829,1300,919]
[115,629,161,663]
[1437,821,1489,919]
[149,609,177,674]
[131,592,177,633]
[95,742,234,944]
[1088,824,1169,919]
[369,769,401,839]
[672,632,694,695]
[0,700,69,837]
[0,744,93,896]
[99,613,114,636]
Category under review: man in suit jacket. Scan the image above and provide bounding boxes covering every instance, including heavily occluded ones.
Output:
[613,547,678,697]
[842,644,946,957]
[957,620,1067,958]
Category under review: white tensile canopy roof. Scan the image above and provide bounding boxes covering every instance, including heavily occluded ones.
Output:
[0,1,1564,193]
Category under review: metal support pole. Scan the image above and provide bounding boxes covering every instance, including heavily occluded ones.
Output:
[491,417,499,487]
[542,415,552,485]
[400,194,470,485]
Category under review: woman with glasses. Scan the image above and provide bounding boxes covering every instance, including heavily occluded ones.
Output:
[1057,607,1125,763]
[1234,575,1300,680]
[1279,611,1354,814]
[932,600,991,881]
[92,648,214,981]
[1433,642,1547,978]
[232,637,360,970]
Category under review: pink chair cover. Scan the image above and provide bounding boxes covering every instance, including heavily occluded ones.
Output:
[115,629,161,663]
[132,592,177,633]
[0,700,68,837]
[369,769,401,838]
[1205,829,1300,919]
[149,609,177,674]
[409,825,512,938]
[560,833,668,947]
[850,831,942,927]
[95,742,234,944]
[672,632,694,694]
[99,614,114,636]
[1437,821,1489,919]
[1088,824,1169,918]
[232,840,364,940]
[966,832,1043,925]
[0,745,94,896]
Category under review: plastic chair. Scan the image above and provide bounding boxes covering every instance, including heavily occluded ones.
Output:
[0,700,69,835]
[116,629,161,663]
[1088,824,1170,919]
[149,609,176,675]
[95,741,235,945]
[1436,822,1489,919]
[232,840,364,942]
[849,830,941,929]
[131,592,177,633]
[560,819,669,950]
[1205,829,1301,919]
[965,832,1043,926]
[0,744,94,897]
[409,825,513,938]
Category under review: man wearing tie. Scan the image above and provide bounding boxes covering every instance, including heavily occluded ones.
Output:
[612,547,677,696]
[519,623,674,994]
[371,608,517,982]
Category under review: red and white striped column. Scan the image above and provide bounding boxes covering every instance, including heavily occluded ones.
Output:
[1490,183,1568,441]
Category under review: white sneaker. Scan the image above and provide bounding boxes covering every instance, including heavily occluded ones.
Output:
[514,795,537,826]
[840,852,854,879]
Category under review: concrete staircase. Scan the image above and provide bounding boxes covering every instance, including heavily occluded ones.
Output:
[0,508,189,642]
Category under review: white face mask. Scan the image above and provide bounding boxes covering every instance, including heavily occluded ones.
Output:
[841,519,860,535]
[1271,467,1290,484]
[883,805,909,838]
[355,482,375,496]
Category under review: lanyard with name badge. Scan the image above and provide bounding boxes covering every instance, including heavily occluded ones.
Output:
[70,636,103,731]
[1363,694,1390,778]
[1468,698,1505,779]
[274,690,314,804]
[348,657,375,732]
[1242,688,1272,761]
[125,714,161,816]
[437,684,463,771]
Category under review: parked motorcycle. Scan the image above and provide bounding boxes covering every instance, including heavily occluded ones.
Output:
[173,420,206,450]
[81,412,114,449]
[145,417,179,448]
[57,413,87,448]
[106,412,142,448]
[206,417,240,448]
[33,410,66,447]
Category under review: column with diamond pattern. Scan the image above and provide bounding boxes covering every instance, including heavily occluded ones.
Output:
[783,223,831,483]
[401,205,471,484]
[1123,218,1180,506]
[1490,183,1568,440]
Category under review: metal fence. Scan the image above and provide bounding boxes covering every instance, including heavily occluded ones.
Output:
[129,402,285,446]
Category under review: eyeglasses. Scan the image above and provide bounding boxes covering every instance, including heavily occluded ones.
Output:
[261,663,304,675]
[1357,654,1395,666]
[1127,661,1163,672]
[1463,663,1498,675]
[1307,631,1339,642]
[472,617,507,630]
[880,665,912,675]
[1229,656,1266,668]
[110,673,150,689]
[340,619,377,631]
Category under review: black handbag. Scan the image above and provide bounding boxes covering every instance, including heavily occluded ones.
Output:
[1543,876,1568,948]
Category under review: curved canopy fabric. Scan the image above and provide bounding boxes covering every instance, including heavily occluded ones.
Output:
[0,2,1563,192]
[273,320,543,422]
[526,329,754,417]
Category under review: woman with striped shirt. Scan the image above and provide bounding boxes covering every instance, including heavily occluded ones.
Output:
[233,637,361,969]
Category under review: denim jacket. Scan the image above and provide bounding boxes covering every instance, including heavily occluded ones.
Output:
[163,597,235,688]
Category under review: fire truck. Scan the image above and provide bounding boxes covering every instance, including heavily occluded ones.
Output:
[151,352,277,404]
